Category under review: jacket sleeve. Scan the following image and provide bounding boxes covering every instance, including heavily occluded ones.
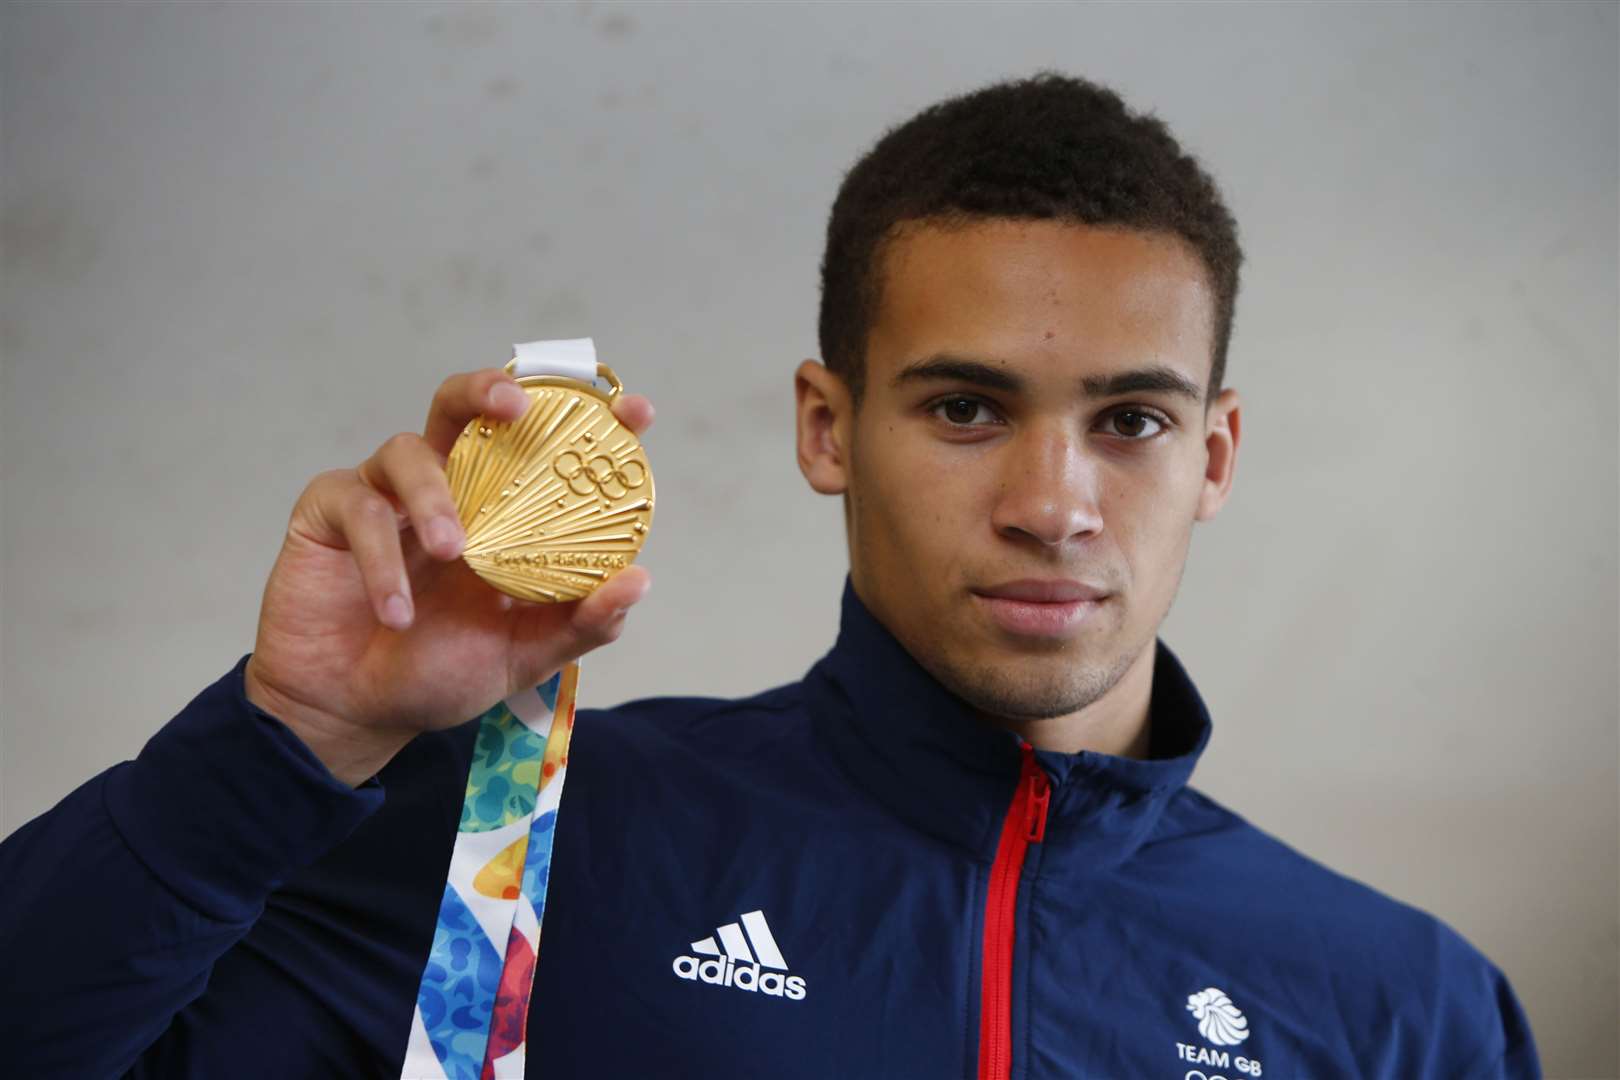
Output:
[0,654,386,1080]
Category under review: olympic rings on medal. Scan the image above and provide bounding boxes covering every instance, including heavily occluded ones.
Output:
[553,450,649,499]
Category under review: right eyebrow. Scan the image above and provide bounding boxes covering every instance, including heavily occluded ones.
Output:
[891,354,1025,393]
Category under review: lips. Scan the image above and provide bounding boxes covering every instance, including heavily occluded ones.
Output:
[971,579,1111,638]
[974,579,1110,603]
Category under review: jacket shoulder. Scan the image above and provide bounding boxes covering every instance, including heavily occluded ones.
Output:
[1151,787,1536,1075]
[568,678,823,792]
[576,679,806,744]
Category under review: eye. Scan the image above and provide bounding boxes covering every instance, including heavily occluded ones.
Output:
[930,396,999,426]
[1103,408,1169,440]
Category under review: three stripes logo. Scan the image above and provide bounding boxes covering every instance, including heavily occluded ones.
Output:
[671,910,808,1001]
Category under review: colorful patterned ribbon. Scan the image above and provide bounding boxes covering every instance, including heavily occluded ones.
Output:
[400,662,579,1080]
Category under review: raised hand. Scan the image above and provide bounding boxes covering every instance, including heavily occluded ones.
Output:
[243,367,654,785]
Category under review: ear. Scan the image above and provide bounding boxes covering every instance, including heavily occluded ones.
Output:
[795,359,852,495]
[1194,387,1241,522]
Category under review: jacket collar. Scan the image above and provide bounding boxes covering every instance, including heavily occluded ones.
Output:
[806,577,1212,873]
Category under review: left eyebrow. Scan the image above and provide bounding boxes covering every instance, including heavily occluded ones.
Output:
[1080,364,1205,405]
[893,354,1204,405]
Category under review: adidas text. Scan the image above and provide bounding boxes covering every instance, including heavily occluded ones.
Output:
[671,955,808,1000]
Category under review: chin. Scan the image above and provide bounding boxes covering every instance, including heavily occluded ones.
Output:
[936,657,1099,721]
[931,623,1138,719]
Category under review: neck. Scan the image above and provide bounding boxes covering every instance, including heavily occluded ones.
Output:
[980,641,1157,758]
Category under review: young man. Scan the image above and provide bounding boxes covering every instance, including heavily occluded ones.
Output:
[1,73,1538,1078]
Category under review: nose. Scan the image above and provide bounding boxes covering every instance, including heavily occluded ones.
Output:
[990,422,1102,547]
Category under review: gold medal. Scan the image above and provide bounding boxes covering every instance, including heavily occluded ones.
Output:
[445,354,653,603]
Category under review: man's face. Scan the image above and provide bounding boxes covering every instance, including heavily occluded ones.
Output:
[807,218,1237,724]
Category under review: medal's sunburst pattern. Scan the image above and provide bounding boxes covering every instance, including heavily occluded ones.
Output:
[445,380,653,602]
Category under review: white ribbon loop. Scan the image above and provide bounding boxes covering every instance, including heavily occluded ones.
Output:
[511,337,598,382]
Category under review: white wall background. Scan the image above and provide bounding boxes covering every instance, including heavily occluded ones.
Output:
[2,2,1615,1075]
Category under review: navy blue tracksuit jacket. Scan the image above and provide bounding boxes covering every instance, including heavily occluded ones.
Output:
[1,580,1539,1078]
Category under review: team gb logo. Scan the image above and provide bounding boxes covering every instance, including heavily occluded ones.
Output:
[1186,987,1250,1046]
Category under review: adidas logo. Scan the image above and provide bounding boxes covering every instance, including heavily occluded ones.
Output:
[671,910,808,1001]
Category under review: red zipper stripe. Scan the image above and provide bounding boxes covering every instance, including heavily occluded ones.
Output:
[977,743,1051,1080]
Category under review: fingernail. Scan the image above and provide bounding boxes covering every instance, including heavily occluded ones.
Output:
[426,515,462,556]
[491,382,529,415]
[383,592,413,628]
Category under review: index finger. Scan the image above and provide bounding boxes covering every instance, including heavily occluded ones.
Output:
[422,368,531,459]
[423,370,657,459]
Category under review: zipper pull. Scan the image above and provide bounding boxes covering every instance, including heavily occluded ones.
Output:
[1019,743,1052,843]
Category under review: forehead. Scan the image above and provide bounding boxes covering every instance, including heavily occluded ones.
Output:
[867,218,1215,386]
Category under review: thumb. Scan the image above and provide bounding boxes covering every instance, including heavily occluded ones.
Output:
[565,565,652,649]
[508,566,651,685]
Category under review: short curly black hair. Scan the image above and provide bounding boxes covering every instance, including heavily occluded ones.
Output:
[818,70,1243,406]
